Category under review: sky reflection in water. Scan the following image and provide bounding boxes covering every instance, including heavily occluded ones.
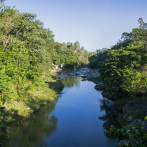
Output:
[2,76,120,147]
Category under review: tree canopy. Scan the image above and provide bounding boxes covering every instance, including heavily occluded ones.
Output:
[0,4,88,104]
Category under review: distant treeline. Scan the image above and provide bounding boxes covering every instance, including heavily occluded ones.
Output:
[89,18,147,97]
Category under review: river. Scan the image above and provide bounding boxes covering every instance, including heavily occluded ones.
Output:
[2,75,121,147]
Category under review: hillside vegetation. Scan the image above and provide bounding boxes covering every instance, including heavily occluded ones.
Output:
[0,3,88,128]
[89,18,147,146]
[89,18,147,99]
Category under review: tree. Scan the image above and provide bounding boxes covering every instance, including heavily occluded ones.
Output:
[0,0,5,11]
[138,17,145,29]
[74,41,80,50]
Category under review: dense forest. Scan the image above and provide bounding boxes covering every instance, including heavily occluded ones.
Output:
[0,1,88,128]
[89,18,147,98]
[89,18,147,146]
[1,0,147,145]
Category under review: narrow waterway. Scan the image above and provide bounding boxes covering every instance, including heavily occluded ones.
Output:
[2,76,121,147]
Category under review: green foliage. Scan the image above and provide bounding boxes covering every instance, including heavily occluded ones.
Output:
[105,122,147,147]
[101,44,147,95]
[88,48,109,69]
[54,41,88,69]
[88,18,147,97]
[135,109,144,119]
[97,18,147,97]
[0,6,89,105]
[144,116,147,121]
[0,1,90,133]
[88,18,147,146]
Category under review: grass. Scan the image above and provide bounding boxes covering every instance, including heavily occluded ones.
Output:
[0,71,64,129]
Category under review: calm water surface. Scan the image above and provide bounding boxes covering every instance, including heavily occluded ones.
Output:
[2,76,120,147]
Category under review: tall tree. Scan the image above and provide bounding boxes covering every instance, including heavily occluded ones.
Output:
[0,0,5,11]
[138,17,145,29]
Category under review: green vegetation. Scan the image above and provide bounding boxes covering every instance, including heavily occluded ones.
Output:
[0,2,88,129]
[2,98,58,147]
[87,77,102,84]
[105,122,147,147]
[0,72,64,129]
[89,17,147,98]
[88,18,147,108]
[53,41,88,69]
[89,18,147,145]
[88,48,109,69]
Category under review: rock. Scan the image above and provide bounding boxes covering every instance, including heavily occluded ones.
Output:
[118,140,129,146]
[54,65,58,69]
[69,73,75,76]
[129,119,144,125]
[75,72,80,76]
[123,101,138,114]
[129,119,147,130]
[94,82,107,90]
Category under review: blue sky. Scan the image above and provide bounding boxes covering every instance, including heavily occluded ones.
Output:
[5,0,147,52]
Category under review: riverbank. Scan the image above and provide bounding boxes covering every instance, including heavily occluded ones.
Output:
[101,87,147,127]
[78,68,147,126]
[0,71,64,131]
[1,67,97,131]
[2,72,120,147]
[90,70,147,146]
[2,66,146,146]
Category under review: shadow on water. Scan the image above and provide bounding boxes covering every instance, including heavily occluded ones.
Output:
[98,98,122,131]
[1,76,122,147]
[45,76,81,91]
[45,79,64,92]
[61,76,81,88]
[2,98,58,147]
[1,76,81,147]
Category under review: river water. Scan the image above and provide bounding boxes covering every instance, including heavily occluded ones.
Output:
[2,76,121,147]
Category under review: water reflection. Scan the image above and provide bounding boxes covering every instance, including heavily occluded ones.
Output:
[2,76,121,147]
[98,98,121,130]
[61,77,81,88]
[2,99,58,147]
